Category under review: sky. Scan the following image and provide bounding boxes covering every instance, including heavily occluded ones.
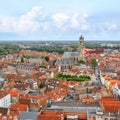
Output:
[0,0,120,41]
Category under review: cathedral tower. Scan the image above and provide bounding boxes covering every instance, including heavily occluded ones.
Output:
[78,35,85,60]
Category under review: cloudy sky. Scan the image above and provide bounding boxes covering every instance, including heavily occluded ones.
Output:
[0,0,119,41]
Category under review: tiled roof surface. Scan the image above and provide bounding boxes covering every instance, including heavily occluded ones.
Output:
[9,89,19,97]
[100,97,120,113]
[10,103,28,111]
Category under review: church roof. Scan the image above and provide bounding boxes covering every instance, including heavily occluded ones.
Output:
[55,59,74,65]
[63,52,80,58]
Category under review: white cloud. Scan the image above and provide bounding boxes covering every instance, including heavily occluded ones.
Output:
[71,14,80,29]
[0,6,49,34]
[13,6,47,34]
[71,13,91,31]
[0,16,14,32]
[21,6,46,21]
[98,22,118,34]
[26,6,42,19]
[52,13,69,30]
[107,23,117,31]
[82,13,89,19]
[0,6,118,40]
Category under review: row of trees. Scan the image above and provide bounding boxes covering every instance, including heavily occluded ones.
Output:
[27,46,65,54]
[56,73,91,82]
[0,45,21,55]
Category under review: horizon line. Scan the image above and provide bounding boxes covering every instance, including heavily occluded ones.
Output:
[0,40,120,41]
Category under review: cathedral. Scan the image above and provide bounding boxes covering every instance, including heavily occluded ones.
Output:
[55,36,85,69]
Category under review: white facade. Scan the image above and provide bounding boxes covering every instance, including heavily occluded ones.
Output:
[95,108,118,120]
[100,75,106,85]
[0,94,11,108]
[28,79,38,89]
[32,82,38,89]
[113,83,120,98]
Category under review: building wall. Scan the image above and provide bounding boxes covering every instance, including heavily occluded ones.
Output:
[96,114,118,120]
[0,94,11,108]
[113,84,120,98]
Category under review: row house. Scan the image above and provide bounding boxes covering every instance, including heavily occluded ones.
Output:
[88,107,119,120]
[28,79,38,89]
[0,90,11,108]
[14,83,30,94]
[17,64,35,71]
[9,89,19,103]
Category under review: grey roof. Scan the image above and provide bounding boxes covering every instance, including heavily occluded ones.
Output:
[55,59,74,65]
[51,101,99,108]
[7,63,17,67]
[17,64,34,70]
[102,70,115,73]
[20,112,38,120]
[29,108,39,112]
[47,101,99,113]
[63,52,80,58]
[29,58,44,62]
[28,91,40,96]
[28,79,36,83]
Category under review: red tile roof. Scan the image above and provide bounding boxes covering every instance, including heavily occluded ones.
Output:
[10,103,28,112]
[38,111,63,120]
[100,97,120,113]
[9,89,19,97]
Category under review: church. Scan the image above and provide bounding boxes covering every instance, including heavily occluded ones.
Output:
[55,36,85,69]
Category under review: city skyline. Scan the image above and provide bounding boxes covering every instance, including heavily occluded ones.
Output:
[0,0,120,41]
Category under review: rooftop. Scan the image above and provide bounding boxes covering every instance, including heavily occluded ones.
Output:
[63,52,80,58]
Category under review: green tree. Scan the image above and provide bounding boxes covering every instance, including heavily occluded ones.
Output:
[39,83,45,89]
[45,56,50,62]
[0,47,5,55]
[53,59,57,65]
[39,65,46,69]
[91,59,97,73]
[78,60,85,64]
[21,57,24,63]
[91,59,97,67]
[56,73,90,82]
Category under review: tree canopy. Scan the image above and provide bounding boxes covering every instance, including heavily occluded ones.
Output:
[56,73,90,82]
[78,60,86,64]
[91,59,97,67]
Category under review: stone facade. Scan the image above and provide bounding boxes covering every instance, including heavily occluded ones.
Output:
[55,36,85,70]
[78,35,85,60]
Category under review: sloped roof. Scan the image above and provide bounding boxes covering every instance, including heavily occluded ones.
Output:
[20,112,38,120]
[63,52,80,58]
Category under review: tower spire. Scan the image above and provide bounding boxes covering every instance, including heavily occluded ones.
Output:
[78,35,85,60]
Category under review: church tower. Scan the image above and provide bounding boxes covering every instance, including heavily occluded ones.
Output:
[78,35,85,60]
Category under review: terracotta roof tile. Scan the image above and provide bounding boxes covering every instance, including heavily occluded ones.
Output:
[9,89,19,97]
[10,103,28,112]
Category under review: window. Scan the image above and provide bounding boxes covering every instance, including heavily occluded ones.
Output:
[105,118,108,120]
[110,119,114,120]
[2,116,7,120]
